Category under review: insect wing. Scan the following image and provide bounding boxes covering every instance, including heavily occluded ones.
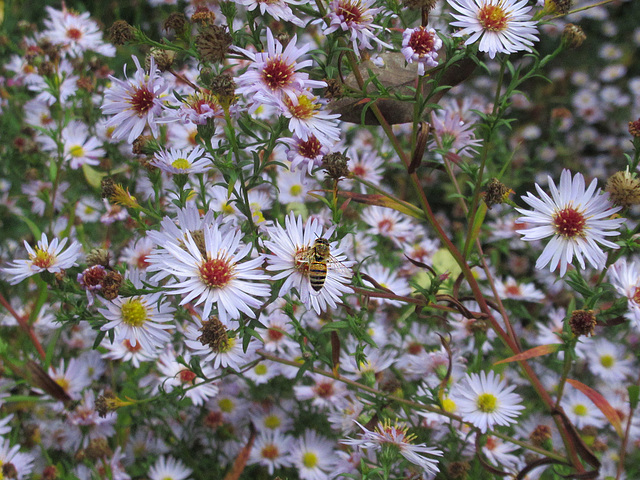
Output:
[326,255,352,276]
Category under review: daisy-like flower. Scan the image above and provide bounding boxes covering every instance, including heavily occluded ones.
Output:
[3,232,82,285]
[430,109,482,156]
[493,276,545,301]
[58,120,105,169]
[150,146,212,175]
[282,133,331,173]
[324,0,391,55]
[101,56,170,143]
[516,169,624,277]
[361,205,417,247]
[99,273,175,353]
[236,0,307,26]
[561,390,606,429]
[234,29,326,109]
[101,337,159,368]
[151,224,270,323]
[608,258,640,328]
[177,89,224,125]
[448,0,539,59]
[248,430,295,474]
[264,213,353,314]
[290,430,337,480]
[280,90,341,147]
[587,338,634,383]
[148,455,192,480]
[401,26,443,75]
[450,370,524,433]
[156,350,219,406]
[0,438,34,480]
[342,420,442,475]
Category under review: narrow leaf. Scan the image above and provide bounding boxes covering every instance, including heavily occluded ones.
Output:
[566,379,623,437]
[494,344,561,365]
[336,191,425,219]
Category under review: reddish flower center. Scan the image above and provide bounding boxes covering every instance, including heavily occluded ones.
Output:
[352,164,366,176]
[66,27,83,40]
[337,1,363,24]
[267,328,284,341]
[552,207,587,238]
[505,285,521,296]
[409,28,436,55]
[199,258,234,288]
[298,135,322,158]
[477,4,509,32]
[314,381,335,398]
[285,95,319,120]
[262,56,294,91]
[261,444,280,459]
[485,436,497,450]
[130,87,155,117]
[136,254,150,269]
[633,286,640,305]
[179,370,197,383]
[123,339,142,352]
[205,411,224,428]
[378,219,393,233]
[407,342,423,355]
[30,247,54,269]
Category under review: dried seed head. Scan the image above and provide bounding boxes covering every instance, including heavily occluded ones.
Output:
[629,118,640,138]
[191,6,217,25]
[195,25,232,64]
[606,170,640,209]
[101,177,116,199]
[569,309,596,337]
[324,78,344,99]
[86,249,112,268]
[108,20,135,45]
[447,461,470,479]
[83,437,112,460]
[484,178,511,209]
[147,47,175,72]
[164,12,187,34]
[100,271,123,300]
[403,0,438,10]
[529,424,552,446]
[562,24,586,49]
[198,316,229,352]
[322,152,350,180]
[547,0,572,14]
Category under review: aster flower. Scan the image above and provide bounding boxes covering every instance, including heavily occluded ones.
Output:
[150,146,212,175]
[587,338,634,383]
[149,456,193,480]
[59,120,105,169]
[280,90,342,146]
[236,0,307,26]
[561,390,606,429]
[324,0,391,55]
[448,0,539,59]
[234,28,326,109]
[156,350,219,406]
[430,109,482,156]
[290,430,337,480]
[263,213,353,315]
[343,420,442,475]
[0,438,34,480]
[177,89,224,125]
[608,258,640,329]
[450,370,524,433]
[102,337,159,367]
[361,205,417,247]
[282,133,331,173]
[401,26,443,75]
[42,6,115,57]
[248,430,295,474]
[516,169,624,277]
[3,232,82,285]
[150,224,270,323]
[101,56,170,143]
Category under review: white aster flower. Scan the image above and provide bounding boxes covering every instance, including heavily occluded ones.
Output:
[608,258,640,329]
[264,212,354,315]
[248,430,295,474]
[448,0,539,59]
[148,455,192,480]
[150,146,212,175]
[516,169,624,277]
[0,438,34,480]
[561,390,606,429]
[290,430,337,480]
[450,370,524,433]
[2,232,82,285]
[152,224,270,323]
[236,0,307,26]
[342,420,442,475]
[324,0,391,55]
[156,350,219,406]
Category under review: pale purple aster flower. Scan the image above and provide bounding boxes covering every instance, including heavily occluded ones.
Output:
[0,438,34,480]
[101,56,170,143]
[177,90,224,125]
[342,420,442,475]
[2,232,82,285]
[609,258,640,329]
[234,28,326,110]
[450,370,524,433]
[248,431,295,474]
[516,169,624,277]
[324,0,392,55]
[282,133,332,173]
[280,90,341,146]
[401,26,442,75]
[448,0,539,59]
[150,146,212,174]
[151,224,270,324]
[263,213,353,315]
[430,109,481,156]
[148,456,192,480]
[236,0,307,26]
[290,430,338,480]
[60,120,105,169]
[156,350,219,406]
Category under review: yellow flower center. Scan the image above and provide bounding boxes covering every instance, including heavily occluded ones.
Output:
[573,404,588,416]
[477,393,498,413]
[120,299,148,327]
[600,354,614,368]
[264,414,281,429]
[55,377,70,391]
[254,364,268,375]
[477,3,509,32]
[69,145,85,158]
[171,157,190,170]
[219,398,234,412]
[302,451,318,468]
[30,247,54,269]
[290,184,302,196]
[442,397,457,412]
[221,202,235,215]
[219,336,235,354]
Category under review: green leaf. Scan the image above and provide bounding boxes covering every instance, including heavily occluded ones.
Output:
[628,385,640,410]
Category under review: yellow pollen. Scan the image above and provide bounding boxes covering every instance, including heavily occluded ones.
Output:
[254,364,268,375]
[290,185,303,196]
[171,158,191,170]
[218,398,234,412]
[302,451,318,468]
[30,247,54,269]
[573,404,588,416]
[69,145,85,158]
[120,299,148,327]
[600,354,615,368]
[264,414,281,429]
[221,202,235,215]
[478,3,509,32]
[477,393,498,413]
[442,397,457,412]
[55,377,70,391]
[219,336,235,354]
